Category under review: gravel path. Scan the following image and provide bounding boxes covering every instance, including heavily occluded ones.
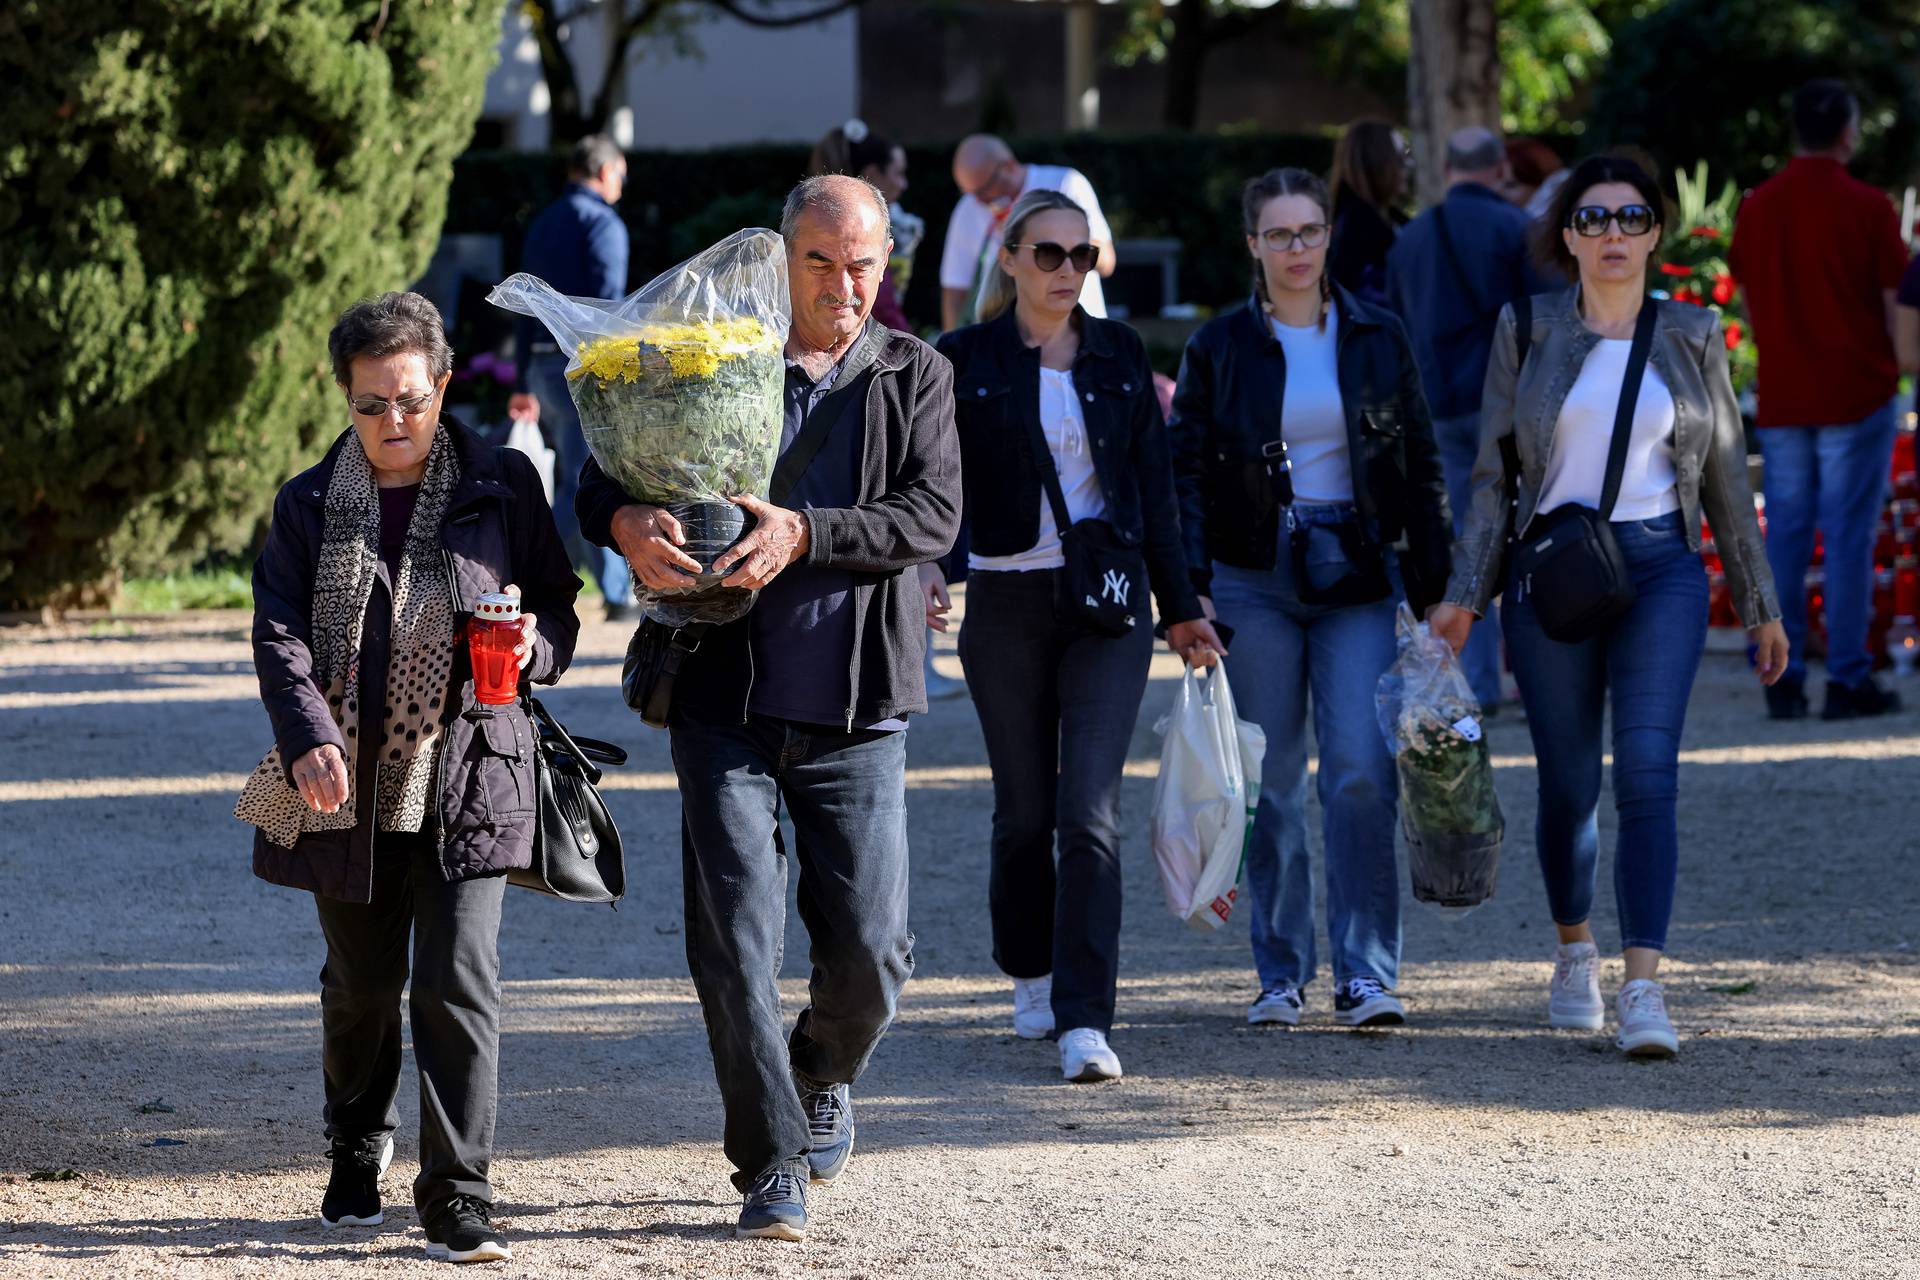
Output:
[2,607,1916,1278]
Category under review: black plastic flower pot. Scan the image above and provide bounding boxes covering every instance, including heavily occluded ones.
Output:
[665,500,756,585]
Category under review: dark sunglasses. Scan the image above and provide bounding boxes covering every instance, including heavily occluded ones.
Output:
[349,391,436,418]
[1006,241,1100,274]
[1568,204,1657,238]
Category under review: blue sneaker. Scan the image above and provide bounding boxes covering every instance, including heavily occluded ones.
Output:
[799,1080,854,1184]
[737,1161,808,1242]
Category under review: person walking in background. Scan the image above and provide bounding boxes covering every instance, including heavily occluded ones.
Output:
[1730,79,1907,720]
[928,190,1223,1084]
[940,135,1116,330]
[808,119,920,333]
[506,135,637,622]
[1327,119,1410,307]
[1430,156,1787,1059]
[579,176,960,1243]
[1170,168,1452,1031]
[1387,125,1551,713]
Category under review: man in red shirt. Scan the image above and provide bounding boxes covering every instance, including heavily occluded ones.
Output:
[1731,79,1906,720]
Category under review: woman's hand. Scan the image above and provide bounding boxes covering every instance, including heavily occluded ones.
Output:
[919,563,953,633]
[1750,619,1790,686]
[1167,618,1227,668]
[1427,603,1475,655]
[291,744,349,814]
[503,583,537,672]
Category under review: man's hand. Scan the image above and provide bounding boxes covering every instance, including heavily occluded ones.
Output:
[291,743,349,814]
[1167,618,1226,668]
[508,392,539,423]
[713,494,810,590]
[1750,619,1790,686]
[919,563,953,633]
[610,504,703,591]
[1427,603,1475,655]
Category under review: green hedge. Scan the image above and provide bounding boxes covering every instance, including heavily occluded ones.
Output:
[446,132,1337,331]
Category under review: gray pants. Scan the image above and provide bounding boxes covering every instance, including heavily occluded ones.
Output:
[313,830,506,1217]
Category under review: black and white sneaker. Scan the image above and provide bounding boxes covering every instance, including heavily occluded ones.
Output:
[1247,983,1304,1027]
[422,1195,511,1264]
[1333,976,1406,1027]
[319,1134,393,1227]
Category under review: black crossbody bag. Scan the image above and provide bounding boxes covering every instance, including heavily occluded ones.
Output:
[1019,388,1142,637]
[1507,299,1658,643]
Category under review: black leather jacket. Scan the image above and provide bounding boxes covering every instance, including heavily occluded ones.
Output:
[935,307,1202,626]
[1167,286,1452,613]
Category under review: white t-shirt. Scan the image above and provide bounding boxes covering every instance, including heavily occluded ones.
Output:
[1270,308,1354,503]
[1537,340,1680,520]
[940,164,1113,319]
[969,367,1107,572]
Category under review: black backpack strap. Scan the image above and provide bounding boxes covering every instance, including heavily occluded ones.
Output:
[1597,300,1660,520]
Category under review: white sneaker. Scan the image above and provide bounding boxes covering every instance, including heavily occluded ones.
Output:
[1548,942,1605,1030]
[1247,983,1304,1027]
[1012,975,1054,1040]
[1616,979,1679,1058]
[1059,1027,1122,1082]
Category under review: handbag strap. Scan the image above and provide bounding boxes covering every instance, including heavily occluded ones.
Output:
[524,694,623,785]
[1017,369,1079,536]
[1597,300,1660,520]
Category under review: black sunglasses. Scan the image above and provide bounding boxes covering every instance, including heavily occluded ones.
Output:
[1006,241,1100,274]
[1568,204,1657,238]
[349,391,436,418]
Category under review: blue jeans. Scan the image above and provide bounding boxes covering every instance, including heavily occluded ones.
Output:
[528,352,634,605]
[670,714,913,1190]
[1433,411,1503,707]
[1503,511,1706,952]
[1756,401,1898,685]
[1208,504,1403,992]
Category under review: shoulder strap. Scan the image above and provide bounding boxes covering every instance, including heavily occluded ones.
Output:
[1018,375,1078,535]
[1597,300,1660,520]
[1431,203,1489,322]
[768,373,864,507]
[1498,295,1532,492]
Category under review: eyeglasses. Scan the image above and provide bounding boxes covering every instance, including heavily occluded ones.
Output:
[1006,241,1100,274]
[349,391,436,418]
[1258,224,1330,252]
[1568,204,1657,238]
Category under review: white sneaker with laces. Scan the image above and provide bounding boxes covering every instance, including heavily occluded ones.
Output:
[1616,978,1679,1058]
[1247,984,1304,1027]
[1059,1027,1122,1082]
[1012,975,1054,1040]
[1548,941,1605,1030]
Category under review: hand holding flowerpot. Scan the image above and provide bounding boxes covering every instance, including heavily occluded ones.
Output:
[711,493,810,590]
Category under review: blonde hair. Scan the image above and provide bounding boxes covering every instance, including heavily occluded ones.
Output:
[974,189,1089,323]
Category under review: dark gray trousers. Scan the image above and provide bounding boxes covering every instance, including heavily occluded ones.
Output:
[312,829,506,1217]
[670,714,913,1192]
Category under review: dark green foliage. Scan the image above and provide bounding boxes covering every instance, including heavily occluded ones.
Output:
[1586,0,1920,191]
[448,132,1336,333]
[0,1,499,608]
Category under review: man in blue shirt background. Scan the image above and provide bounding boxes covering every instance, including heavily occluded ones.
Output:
[508,135,633,620]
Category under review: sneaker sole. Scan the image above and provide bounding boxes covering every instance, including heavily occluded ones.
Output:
[1013,1020,1055,1040]
[320,1211,384,1228]
[1335,998,1406,1027]
[737,1222,806,1242]
[1549,1008,1605,1031]
[1618,1032,1679,1059]
[1247,1006,1302,1027]
[1065,1062,1122,1083]
[424,1241,512,1263]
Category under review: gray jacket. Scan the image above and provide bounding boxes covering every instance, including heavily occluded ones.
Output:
[1444,287,1781,628]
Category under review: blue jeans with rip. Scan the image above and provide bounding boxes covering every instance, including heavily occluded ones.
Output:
[1756,400,1897,686]
[1207,503,1403,993]
[1503,511,1706,952]
[530,352,634,606]
[1433,411,1504,708]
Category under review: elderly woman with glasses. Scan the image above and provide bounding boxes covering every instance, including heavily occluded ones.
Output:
[1430,155,1786,1059]
[237,292,580,1263]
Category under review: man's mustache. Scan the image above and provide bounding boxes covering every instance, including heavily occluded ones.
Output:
[816,294,859,307]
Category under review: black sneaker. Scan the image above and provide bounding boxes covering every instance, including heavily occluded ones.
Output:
[798,1078,854,1184]
[422,1195,511,1264]
[1333,976,1406,1027]
[1765,674,1809,720]
[319,1135,393,1228]
[1823,676,1902,720]
[737,1161,808,1242]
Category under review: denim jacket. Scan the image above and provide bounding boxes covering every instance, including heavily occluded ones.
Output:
[1444,287,1782,627]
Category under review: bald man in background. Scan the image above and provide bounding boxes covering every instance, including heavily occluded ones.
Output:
[939,134,1116,330]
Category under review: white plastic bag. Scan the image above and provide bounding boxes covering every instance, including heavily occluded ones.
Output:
[1150,661,1267,931]
[504,416,556,507]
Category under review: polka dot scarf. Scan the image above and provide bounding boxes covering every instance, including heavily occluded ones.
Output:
[237,428,458,848]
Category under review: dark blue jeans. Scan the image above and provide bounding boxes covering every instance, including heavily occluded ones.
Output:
[670,714,913,1191]
[1503,511,1707,951]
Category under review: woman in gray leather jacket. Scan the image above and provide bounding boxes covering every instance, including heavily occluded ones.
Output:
[1431,155,1787,1060]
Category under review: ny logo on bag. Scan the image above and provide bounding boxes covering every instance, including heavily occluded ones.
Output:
[1100,568,1131,606]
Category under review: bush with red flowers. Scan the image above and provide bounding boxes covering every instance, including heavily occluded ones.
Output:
[1658,162,1757,393]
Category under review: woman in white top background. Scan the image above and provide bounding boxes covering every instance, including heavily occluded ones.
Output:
[1169,169,1453,1031]
[1431,155,1787,1058]
[929,190,1221,1083]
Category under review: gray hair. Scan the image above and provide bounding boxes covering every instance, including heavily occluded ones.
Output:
[780,173,891,248]
[569,134,624,179]
[1446,126,1504,174]
[975,188,1089,323]
[327,291,453,387]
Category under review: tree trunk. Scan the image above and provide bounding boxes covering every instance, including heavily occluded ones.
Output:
[1407,0,1500,207]
[1160,0,1209,132]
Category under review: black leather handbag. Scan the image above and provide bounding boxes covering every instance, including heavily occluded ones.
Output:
[507,694,630,907]
[1509,300,1658,643]
[1020,393,1142,638]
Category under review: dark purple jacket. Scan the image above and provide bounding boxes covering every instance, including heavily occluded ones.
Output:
[249,418,581,903]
